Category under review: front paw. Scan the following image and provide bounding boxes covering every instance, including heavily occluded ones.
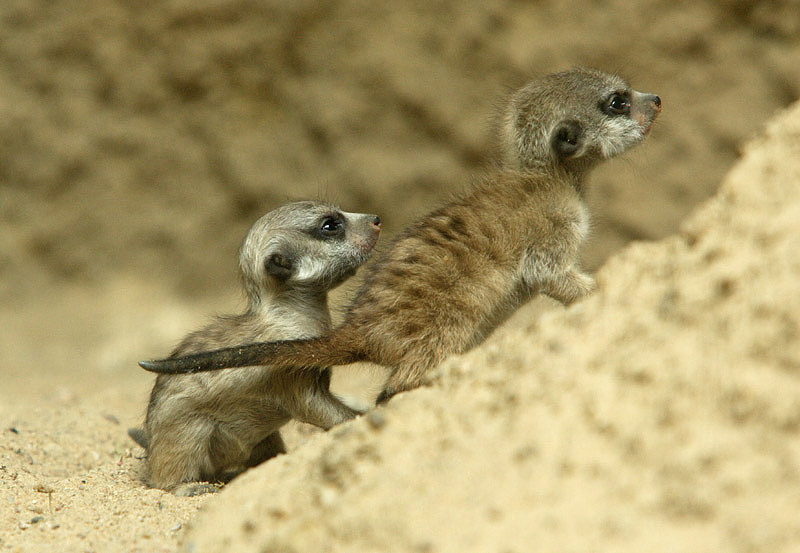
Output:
[173,482,220,497]
[546,270,595,305]
[574,272,596,296]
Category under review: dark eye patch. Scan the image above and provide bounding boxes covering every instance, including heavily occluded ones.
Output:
[316,213,345,238]
[602,92,631,116]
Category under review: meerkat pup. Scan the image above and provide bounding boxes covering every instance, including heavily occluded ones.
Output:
[141,68,661,403]
[134,201,381,495]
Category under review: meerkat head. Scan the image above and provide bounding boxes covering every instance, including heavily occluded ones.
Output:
[503,67,661,175]
[238,201,381,304]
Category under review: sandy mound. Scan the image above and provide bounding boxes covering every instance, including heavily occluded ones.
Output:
[180,102,800,552]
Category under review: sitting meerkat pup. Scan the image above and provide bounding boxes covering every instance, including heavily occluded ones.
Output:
[133,200,381,495]
[141,67,661,403]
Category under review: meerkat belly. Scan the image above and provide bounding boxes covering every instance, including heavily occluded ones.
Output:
[200,370,292,441]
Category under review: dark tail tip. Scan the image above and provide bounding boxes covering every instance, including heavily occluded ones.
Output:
[138,360,157,371]
[139,359,194,374]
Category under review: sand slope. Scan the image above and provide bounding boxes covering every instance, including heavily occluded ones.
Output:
[180,102,800,553]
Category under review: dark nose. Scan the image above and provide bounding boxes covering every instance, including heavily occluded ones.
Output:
[652,95,661,109]
[372,216,381,228]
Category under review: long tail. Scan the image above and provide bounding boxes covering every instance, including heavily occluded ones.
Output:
[138,334,364,375]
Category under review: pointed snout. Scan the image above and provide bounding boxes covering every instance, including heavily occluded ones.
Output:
[630,90,662,135]
[368,215,382,239]
[632,90,662,114]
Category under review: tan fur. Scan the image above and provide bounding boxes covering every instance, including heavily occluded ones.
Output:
[141,68,660,403]
[136,201,381,494]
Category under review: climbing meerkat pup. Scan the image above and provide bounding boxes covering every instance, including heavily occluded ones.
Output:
[141,68,661,402]
[134,201,381,494]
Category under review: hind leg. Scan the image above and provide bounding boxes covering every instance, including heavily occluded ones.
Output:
[172,425,253,495]
[284,369,361,430]
[146,417,248,495]
[147,433,221,496]
[245,431,286,468]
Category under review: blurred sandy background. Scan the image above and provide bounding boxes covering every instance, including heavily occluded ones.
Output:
[2,1,800,551]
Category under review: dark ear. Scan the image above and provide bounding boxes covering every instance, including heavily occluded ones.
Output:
[551,119,583,158]
[264,252,294,281]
